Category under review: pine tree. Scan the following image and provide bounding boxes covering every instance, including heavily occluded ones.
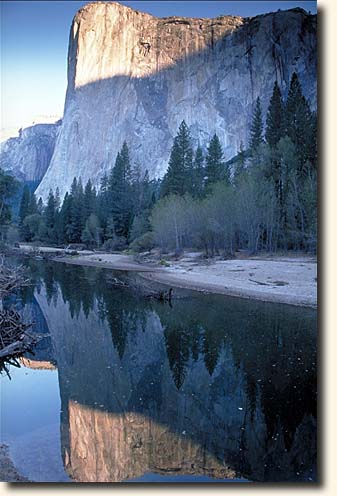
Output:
[264,83,285,227]
[37,197,43,215]
[108,142,134,239]
[249,97,264,151]
[265,81,284,147]
[19,186,30,223]
[72,178,84,242]
[19,185,31,240]
[59,192,72,244]
[97,173,109,239]
[0,168,17,241]
[83,179,95,222]
[233,142,246,184]
[28,192,38,216]
[284,72,314,175]
[66,177,84,243]
[43,189,57,243]
[161,121,193,197]
[205,134,228,187]
[192,145,205,197]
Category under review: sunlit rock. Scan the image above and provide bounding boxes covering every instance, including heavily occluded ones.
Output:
[35,2,316,200]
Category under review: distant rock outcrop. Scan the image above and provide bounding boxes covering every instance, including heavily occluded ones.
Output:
[0,121,61,182]
[35,2,316,201]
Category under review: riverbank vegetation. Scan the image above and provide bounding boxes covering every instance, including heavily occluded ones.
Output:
[2,73,316,257]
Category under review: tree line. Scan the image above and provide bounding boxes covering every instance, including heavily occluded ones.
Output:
[6,72,316,255]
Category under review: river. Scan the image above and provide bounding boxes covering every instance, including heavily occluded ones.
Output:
[0,258,317,482]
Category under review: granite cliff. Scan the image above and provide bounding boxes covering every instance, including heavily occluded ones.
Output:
[36,2,316,200]
[0,121,61,182]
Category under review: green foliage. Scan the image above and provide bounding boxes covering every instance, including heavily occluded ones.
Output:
[265,82,284,147]
[284,72,316,176]
[15,77,316,254]
[233,142,246,184]
[161,121,193,197]
[249,97,264,151]
[130,231,155,252]
[108,142,134,238]
[81,214,102,248]
[23,213,43,242]
[192,145,205,197]
[0,168,18,240]
[6,225,20,245]
[205,134,229,188]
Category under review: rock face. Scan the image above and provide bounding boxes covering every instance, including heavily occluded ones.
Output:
[0,121,61,182]
[36,2,316,200]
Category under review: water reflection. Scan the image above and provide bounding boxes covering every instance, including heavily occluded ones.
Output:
[19,260,316,482]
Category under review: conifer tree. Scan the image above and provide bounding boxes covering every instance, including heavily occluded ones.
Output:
[19,185,31,236]
[54,187,61,212]
[205,134,228,187]
[28,192,38,216]
[0,168,17,240]
[284,72,314,175]
[249,97,264,151]
[37,197,43,215]
[43,189,58,243]
[265,82,284,147]
[192,145,205,197]
[233,142,246,184]
[97,173,109,239]
[109,142,134,239]
[59,192,72,243]
[161,121,193,197]
[73,178,84,242]
[83,179,95,222]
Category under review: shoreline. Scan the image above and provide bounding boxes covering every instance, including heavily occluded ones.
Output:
[49,252,317,309]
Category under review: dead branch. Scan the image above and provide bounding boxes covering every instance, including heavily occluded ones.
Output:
[0,309,36,357]
[0,261,30,298]
[0,261,36,370]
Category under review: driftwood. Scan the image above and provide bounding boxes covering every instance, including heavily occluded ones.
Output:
[0,262,36,371]
[0,309,36,359]
[106,274,173,303]
[147,287,173,303]
[0,262,30,298]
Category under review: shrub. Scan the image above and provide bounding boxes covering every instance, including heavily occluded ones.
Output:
[103,236,127,252]
[129,231,155,253]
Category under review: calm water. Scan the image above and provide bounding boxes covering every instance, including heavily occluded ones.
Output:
[0,259,317,483]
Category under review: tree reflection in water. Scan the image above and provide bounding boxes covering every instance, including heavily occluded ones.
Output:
[20,260,317,482]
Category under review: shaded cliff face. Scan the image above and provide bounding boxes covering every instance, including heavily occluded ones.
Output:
[0,121,61,182]
[35,2,316,200]
[30,260,316,483]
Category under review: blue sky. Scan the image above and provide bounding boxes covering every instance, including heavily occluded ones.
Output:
[1,1,317,130]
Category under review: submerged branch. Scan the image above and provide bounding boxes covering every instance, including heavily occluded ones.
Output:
[0,261,36,373]
[0,261,30,298]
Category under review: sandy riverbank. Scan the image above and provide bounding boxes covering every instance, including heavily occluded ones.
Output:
[51,252,317,308]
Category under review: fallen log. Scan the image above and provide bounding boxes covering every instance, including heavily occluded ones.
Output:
[0,336,34,359]
[148,287,173,302]
[106,274,174,303]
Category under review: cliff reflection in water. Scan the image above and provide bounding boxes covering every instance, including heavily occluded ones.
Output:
[23,261,317,482]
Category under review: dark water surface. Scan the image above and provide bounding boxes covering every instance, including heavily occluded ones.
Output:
[0,259,317,483]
